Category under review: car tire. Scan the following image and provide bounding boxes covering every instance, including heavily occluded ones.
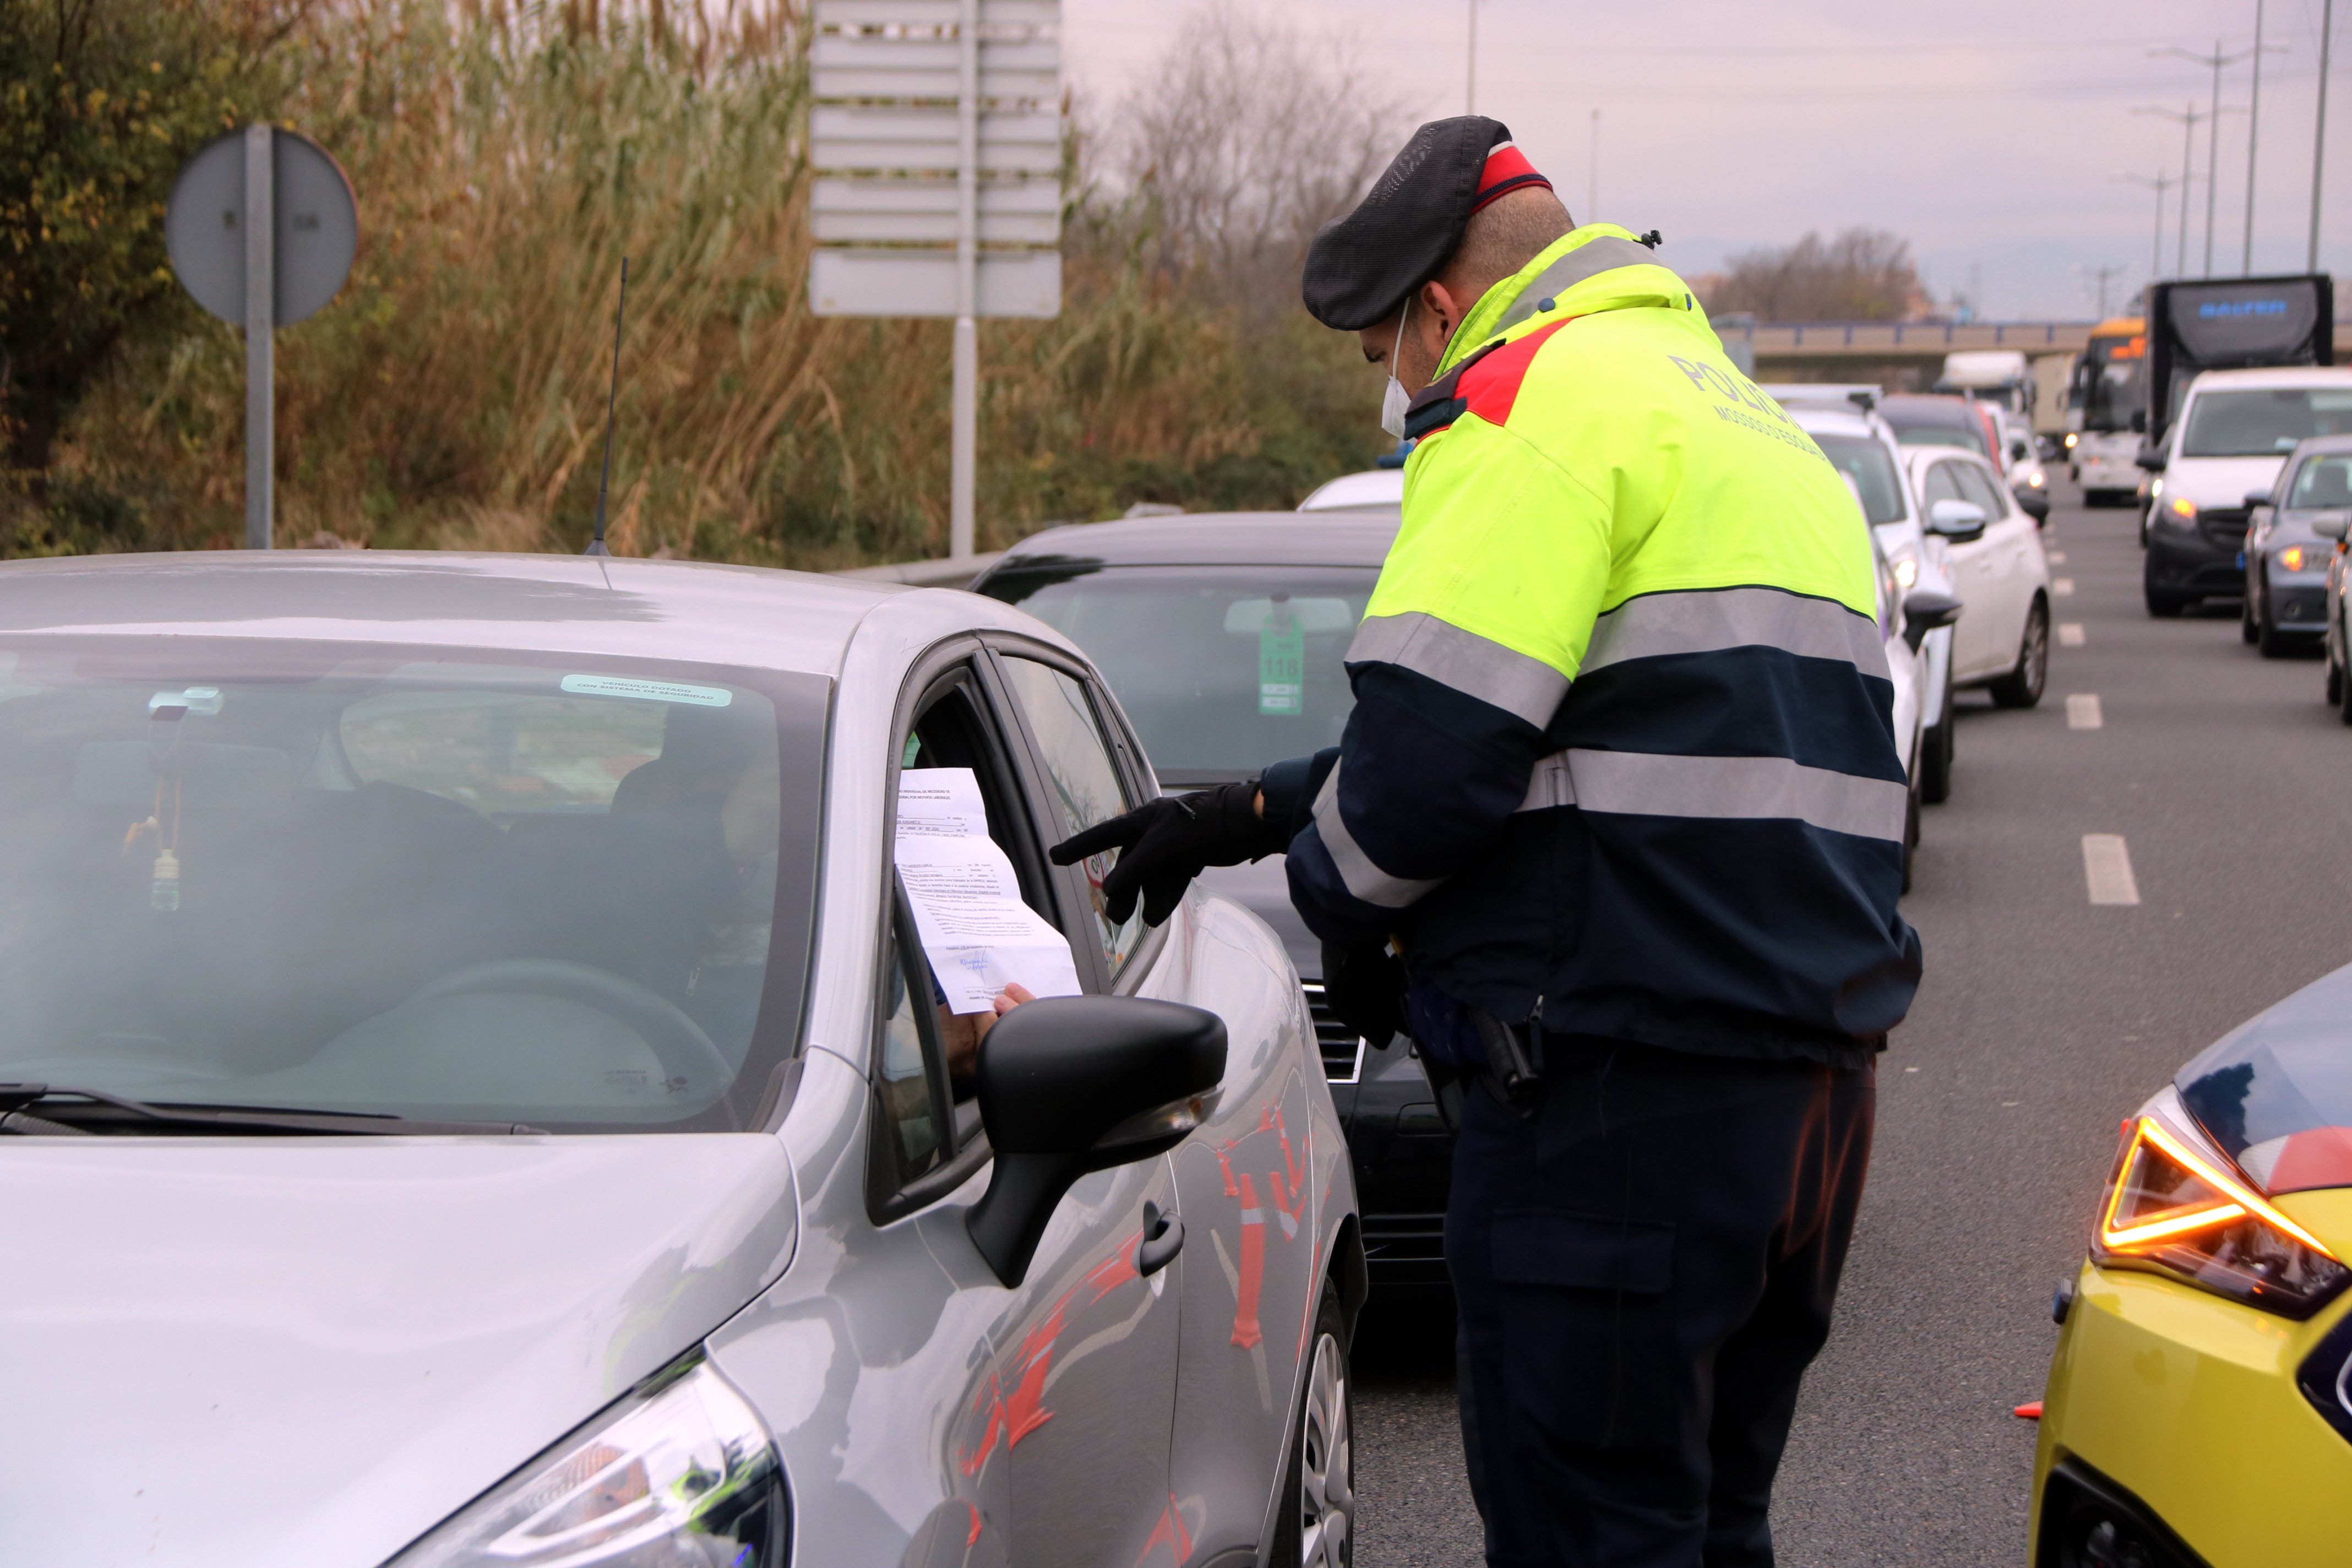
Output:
[1988,598,2049,709]
[2243,595,2261,644]
[2329,641,2345,707]
[2258,611,2291,658]
[1919,667,1955,805]
[2146,586,2186,617]
[1273,1283,1353,1568]
[2339,647,2352,726]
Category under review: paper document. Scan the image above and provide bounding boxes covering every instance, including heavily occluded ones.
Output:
[895,768,1084,1012]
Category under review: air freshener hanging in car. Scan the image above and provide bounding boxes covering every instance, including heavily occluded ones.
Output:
[1259,598,1304,717]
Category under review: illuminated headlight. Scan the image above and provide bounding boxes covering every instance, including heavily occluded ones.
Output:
[2064,432,2079,450]
[2093,1087,2349,1318]
[2027,469,2047,488]
[2164,494,2197,524]
[1892,556,1919,590]
[2275,543,2328,573]
[390,1357,786,1567]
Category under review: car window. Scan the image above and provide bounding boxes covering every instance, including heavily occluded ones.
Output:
[1952,461,2010,519]
[979,564,1379,783]
[874,906,950,1190]
[1811,433,1908,524]
[1892,422,1988,457]
[0,642,825,1133]
[995,656,1145,973]
[2290,454,2352,509]
[2181,388,2352,456]
[1920,461,1965,507]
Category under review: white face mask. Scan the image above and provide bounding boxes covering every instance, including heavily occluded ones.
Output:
[1379,296,1413,440]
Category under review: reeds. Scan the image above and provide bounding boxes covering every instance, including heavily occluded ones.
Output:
[30,0,1386,564]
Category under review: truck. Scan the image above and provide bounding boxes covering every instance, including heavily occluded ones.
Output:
[1935,350,2031,414]
[2141,274,2336,451]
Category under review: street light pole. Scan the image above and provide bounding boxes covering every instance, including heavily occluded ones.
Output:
[2315,0,2335,273]
[2118,171,2173,283]
[2151,42,2258,276]
[2133,103,2208,276]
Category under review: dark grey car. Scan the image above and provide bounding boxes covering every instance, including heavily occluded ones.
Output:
[973,516,1454,1287]
[2246,435,2352,656]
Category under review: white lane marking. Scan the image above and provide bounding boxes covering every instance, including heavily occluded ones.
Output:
[2059,622,2086,646]
[2049,550,2068,564]
[2066,693,2103,729]
[2052,578,2076,596]
[2083,834,2141,905]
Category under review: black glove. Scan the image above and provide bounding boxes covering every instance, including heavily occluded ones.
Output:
[1049,780,1283,927]
[1319,939,1409,1052]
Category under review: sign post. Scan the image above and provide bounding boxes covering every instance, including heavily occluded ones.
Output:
[807,0,1063,561]
[166,126,357,549]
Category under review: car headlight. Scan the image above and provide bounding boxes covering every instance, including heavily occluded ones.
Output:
[2027,469,2047,488]
[2064,432,2078,450]
[389,1357,786,1567]
[2093,1087,2350,1318]
[2276,543,2328,573]
[1892,555,1919,591]
[2160,494,2197,525]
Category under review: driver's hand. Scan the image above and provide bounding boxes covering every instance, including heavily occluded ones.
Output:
[1050,781,1282,927]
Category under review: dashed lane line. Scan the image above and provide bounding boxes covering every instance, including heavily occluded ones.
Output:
[2066,693,2103,729]
[2059,622,2086,646]
[2049,550,2068,564]
[2082,834,2141,905]
[2052,578,2076,596]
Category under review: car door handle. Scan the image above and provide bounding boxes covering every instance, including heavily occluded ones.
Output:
[1137,1200,1183,1277]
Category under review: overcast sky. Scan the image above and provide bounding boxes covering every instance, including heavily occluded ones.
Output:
[1062,0,2351,319]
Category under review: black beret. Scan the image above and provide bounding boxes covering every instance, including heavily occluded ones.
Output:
[1302,116,1554,331]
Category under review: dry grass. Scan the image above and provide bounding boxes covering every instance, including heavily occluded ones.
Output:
[28,0,1386,564]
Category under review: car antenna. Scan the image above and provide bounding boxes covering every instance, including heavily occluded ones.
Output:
[584,255,629,558]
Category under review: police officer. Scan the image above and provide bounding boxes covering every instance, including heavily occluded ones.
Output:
[1051,117,1920,1567]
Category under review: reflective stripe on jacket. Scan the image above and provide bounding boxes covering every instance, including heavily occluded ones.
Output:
[1272,225,1923,1061]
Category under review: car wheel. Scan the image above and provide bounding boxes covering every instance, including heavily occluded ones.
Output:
[1988,598,2048,709]
[1275,1284,1352,1568]
[2243,594,2261,644]
[2146,585,2185,617]
[2339,644,2352,726]
[2328,647,2344,708]
[1919,667,1954,805]
[2257,609,2291,658]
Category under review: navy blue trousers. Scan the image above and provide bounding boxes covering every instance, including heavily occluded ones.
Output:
[1445,1043,1875,1567]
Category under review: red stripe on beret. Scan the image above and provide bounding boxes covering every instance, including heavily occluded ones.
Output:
[1471,140,1553,213]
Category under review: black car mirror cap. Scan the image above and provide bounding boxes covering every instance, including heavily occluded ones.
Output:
[1926,498,1988,543]
[2245,489,2277,511]
[2011,441,2030,461]
[965,995,1227,1287]
[2313,514,2351,542]
[2014,487,2051,523]
[1901,590,1963,652]
[2134,445,2168,472]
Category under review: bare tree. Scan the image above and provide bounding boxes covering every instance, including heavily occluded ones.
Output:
[1112,2,1410,310]
[1697,228,1924,322]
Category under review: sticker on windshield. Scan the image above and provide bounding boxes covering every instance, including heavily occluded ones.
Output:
[560,674,733,707]
[1259,607,1304,717]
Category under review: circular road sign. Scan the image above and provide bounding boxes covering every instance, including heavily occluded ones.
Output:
[166,126,358,328]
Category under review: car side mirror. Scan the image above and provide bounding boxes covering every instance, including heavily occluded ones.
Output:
[2013,487,2050,524]
[2131,409,2148,433]
[2245,489,2276,512]
[1901,590,1963,652]
[2010,440,2029,461]
[2133,445,2167,472]
[2313,515,2350,542]
[1926,498,1988,543]
[966,995,1226,1287]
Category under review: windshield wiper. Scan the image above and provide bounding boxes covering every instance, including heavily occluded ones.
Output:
[0,1082,543,1137]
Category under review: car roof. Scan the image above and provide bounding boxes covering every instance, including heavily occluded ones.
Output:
[2185,366,2352,391]
[1875,394,1980,426]
[1782,404,1878,437]
[1901,443,1994,473]
[1298,469,1405,511]
[0,551,910,677]
[983,512,1398,571]
[2288,432,2352,455]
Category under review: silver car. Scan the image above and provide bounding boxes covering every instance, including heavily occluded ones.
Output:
[0,552,1360,1568]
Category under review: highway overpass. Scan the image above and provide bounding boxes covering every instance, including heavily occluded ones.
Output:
[1723,317,2352,379]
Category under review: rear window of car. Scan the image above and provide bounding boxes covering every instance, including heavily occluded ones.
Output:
[0,638,826,1132]
[2182,388,2352,457]
[1811,434,1909,525]
[978,564,1379,784]
[1889,421,1989,458]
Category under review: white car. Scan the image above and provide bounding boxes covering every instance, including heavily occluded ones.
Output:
[1297,466,1404,512]
[2142,366,2352,614]
[1785,398,1963,804]
[1904,444,2052,707]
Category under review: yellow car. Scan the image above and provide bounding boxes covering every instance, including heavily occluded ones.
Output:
[2032,971,2352,1566]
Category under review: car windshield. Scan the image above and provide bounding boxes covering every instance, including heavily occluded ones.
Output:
[1811,434,1909,524]
[980,564,1379,783]
[2289,454,2352,508]
[1888,422,1988,456]
[0,639,821,1130]
[2181,387,2352,456]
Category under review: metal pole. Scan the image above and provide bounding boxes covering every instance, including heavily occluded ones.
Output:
[2207,42,2225,275]
[949,0,977,562]
[2156,172,2169,282]
[2316,0,2335,273]
[243,123,273,551]
[2246,0,2265,274]
[1465,0,1476,115]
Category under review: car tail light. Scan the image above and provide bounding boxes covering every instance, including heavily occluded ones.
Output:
[2093,1089,2350,1318]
